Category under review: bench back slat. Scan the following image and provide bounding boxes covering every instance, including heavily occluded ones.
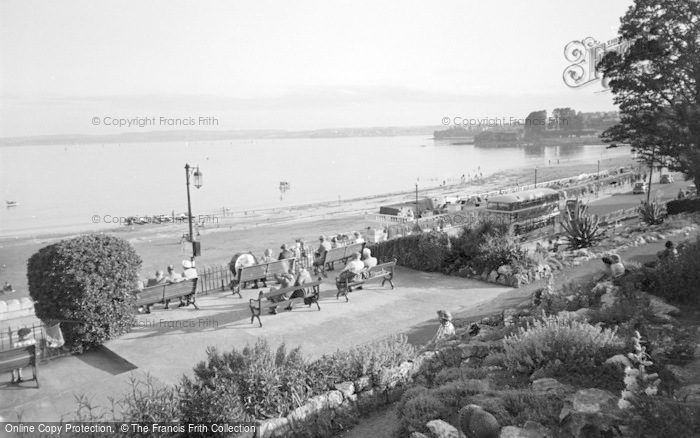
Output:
[323,247,348,264]
[259,280,323,300]
[0,345,36,371]
[238,258,296,283]
[162,279,197,301]
[343,242,365,259]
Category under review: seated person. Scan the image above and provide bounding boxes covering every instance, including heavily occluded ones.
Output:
[336,252,365,291]
[11,328,36,384]
[658,240,678,260]
[259,248,276,264]
[146,270,167,287]
[2,281,14,294]
[362,248,378,269]
[166,265,184,283]
[291,268,313,300]
[182,260,198,280]
[278,243,295,261]
[352,231,365,244]
[601,254,625,279]
[230,253,259,288]
[313,236,332,273]
[267,273,296,314]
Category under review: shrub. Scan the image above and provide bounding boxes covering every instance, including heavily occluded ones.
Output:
[309,334,416,391]
[189,340,313,419]
[451,220,510,264]
[371,231,451,271]
[73,374,181,428]
[666,198,700,215]
[638,201,666,225]
[647,236,700,304]
[472,234,533,274]
[561,202,606,249]
[432,379,491,414]
[396,394,446,435]
[27,234,142,353]
[499,390,565,430]
[502,311,623,375]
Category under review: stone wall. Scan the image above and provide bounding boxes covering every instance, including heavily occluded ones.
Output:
[0,298,35,321]
[257,345,494,438]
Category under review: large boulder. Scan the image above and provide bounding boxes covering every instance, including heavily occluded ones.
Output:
[426,419,464,438]
[531,378,569,395]
[676,384,700,403]
[559,388,623,438]
[459,404,500,438]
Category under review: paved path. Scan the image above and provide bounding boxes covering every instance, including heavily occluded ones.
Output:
[1,267,511,422]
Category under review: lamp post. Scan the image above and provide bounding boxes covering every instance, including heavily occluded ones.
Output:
[534,167,538,187]
[415,181,419,218]
[596,159,600,198]
[185,164,203,260]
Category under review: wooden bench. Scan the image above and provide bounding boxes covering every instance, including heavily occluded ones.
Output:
[135,279,198,313]
[230,258,296,298]
[335,259,397,302]
[0,344,39,387]
[248,279,323,327]
[314,242,366,277]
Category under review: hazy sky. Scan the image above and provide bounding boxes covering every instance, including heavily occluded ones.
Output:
[0,0,632,137]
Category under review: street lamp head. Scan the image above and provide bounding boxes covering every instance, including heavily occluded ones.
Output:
[193,167,203,189]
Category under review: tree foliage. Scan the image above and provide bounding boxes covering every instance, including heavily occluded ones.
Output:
[599,0,700,186]
[27,233,142,353]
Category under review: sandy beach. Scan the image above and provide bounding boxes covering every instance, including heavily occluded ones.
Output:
[0,154,635,299]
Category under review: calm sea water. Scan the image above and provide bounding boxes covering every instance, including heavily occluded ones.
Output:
[0,136,624,237]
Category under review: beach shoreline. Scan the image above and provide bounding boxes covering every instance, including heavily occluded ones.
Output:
[0,154,635,298]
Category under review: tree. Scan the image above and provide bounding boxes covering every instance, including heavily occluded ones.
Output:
[599,0,700,187]
[27,234,142,353]
[523,110,547,139]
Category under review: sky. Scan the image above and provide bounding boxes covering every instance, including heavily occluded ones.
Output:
[0,0,633,137]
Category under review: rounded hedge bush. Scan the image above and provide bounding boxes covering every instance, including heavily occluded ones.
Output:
[27,233,142,352]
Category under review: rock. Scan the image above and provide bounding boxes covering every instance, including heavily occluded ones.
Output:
[481,270,489,281]
[459,404,500,438]
[573,308,592,319]
[666,364,694,385]
[411,433,430,438]
[497,265,512,275]
[488,270,499,283]
[496,276,508,285]
[676,384,700,402]
[260,417,291,438]
[604,354,631,368]
[327,390,344,409]
[643,293,681,317]
[567,388,619,414]
[334,381,355,398]
[354,375,372,392]
[531,378,568,395]
[560,411,623,438]
[459,341,491,359]
[499,426,545,438]
[426,419,463,438]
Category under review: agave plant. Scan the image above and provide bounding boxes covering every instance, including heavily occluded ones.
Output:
[560,202,606,249]
[638,200,665,225]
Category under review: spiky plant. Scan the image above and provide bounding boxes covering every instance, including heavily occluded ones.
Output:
[638,201,665,225]
[560,202,606,249]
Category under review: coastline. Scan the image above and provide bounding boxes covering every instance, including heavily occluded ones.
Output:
[0,154,635,299]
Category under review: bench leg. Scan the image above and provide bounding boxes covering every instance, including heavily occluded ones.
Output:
[381,277,395,289]
[34,365,39,388]
[250,307,262,327]
[261,279,267,288]
[233,285,242,298]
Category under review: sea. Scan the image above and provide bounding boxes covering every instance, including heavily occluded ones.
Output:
[0,136,628,238]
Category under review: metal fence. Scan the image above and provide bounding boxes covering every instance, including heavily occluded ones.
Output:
[0,322,69,360]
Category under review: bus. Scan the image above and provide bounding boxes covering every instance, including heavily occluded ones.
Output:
[484,188,562,235]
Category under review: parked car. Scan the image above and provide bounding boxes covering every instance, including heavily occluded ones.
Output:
[633,182,647,194]
[688,184,697,196]
[660,174,674,184]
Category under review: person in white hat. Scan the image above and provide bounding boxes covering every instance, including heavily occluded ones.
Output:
[428,310,455,348]
[182,260,198,280]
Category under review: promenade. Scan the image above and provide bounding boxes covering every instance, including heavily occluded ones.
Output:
[1,268,511,422]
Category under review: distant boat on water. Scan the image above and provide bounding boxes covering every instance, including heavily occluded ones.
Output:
[6,201,19,207]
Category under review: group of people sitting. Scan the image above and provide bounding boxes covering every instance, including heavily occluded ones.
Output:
[136,260,198,312]
[311,232,365,273]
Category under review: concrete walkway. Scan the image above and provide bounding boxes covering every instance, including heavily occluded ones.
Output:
[1,267,511,422]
